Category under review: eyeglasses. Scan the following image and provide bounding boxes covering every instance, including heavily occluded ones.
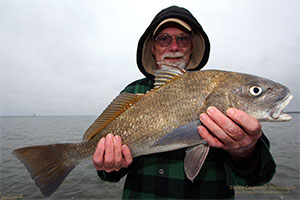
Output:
[154,33,192,48]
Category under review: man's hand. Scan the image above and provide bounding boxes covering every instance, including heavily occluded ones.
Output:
[93,133,133,172]
[198,106,262,159]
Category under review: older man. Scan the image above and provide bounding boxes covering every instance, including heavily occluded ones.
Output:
[93,6,275,199]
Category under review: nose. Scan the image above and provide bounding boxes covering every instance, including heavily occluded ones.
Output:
[169,38,179,51]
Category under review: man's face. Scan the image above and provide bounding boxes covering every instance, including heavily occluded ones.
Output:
[152,27,193,69]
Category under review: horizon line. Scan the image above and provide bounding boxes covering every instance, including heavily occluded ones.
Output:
[1,111,300,117]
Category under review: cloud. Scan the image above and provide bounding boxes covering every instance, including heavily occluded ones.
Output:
[1,0,299,116]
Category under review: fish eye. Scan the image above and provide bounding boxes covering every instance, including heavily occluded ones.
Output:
[249,86,263,96]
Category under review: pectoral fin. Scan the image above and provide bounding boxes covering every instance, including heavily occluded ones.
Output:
[184,144,210,182]
[152,121,203,147]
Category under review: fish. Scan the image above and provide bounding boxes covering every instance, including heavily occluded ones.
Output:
[12,68,293,197]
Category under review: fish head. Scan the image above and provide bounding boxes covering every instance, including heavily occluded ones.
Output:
[204,71,293,122]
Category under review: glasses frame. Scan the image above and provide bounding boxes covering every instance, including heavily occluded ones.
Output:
[154,33,193,48]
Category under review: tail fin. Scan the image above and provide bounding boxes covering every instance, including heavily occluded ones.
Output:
[12,143,80,197]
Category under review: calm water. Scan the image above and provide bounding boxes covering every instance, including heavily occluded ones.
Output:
[0,114,299,200]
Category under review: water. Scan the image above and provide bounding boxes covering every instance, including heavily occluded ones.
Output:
[0,114,299,200]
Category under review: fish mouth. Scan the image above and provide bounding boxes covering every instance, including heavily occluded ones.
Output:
[268,94,293,121]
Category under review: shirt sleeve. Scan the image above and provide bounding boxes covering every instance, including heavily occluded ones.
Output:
[223,133,276,186]
[97,167,130,182]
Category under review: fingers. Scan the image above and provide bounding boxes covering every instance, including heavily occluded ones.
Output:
[122,144,133,168]
[227,108,262,136]
[199,106,262,156]
[92,138,105,170]
[104,134,115,171]
[197,125,223,148]
[114,135,123,170]
[92,134,132,173]
[200,107,245,142]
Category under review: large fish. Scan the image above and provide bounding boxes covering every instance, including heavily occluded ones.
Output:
[12,69,293,197]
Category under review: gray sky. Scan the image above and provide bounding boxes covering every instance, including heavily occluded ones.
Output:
[1,0,299,116]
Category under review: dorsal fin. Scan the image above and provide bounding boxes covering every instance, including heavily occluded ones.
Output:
[154,66,186,88]
[83,92,143,140]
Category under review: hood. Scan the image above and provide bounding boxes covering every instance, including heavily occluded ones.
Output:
[137,5,210,80]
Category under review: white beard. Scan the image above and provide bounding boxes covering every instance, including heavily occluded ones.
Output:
[157,52,187,69]
[159,61,185,70]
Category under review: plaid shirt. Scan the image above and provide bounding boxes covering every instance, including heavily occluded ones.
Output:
[98,78,276,199]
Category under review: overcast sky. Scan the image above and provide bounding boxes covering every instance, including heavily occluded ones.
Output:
[1,0,299,116]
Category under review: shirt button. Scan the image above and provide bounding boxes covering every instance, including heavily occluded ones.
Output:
[159,169,164,175]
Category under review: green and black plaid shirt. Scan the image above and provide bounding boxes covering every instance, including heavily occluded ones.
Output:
[98,78,276,199]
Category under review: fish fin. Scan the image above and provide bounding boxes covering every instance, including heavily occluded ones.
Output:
[153,67,186,88]
[12,143,80,197]
[184,144,210,182]
[83,92,143,140]
[152,121,204,146]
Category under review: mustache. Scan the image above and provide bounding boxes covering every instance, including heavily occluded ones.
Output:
[161,52,185,60]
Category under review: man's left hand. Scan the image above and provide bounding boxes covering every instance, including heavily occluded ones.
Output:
[198,106,262,159]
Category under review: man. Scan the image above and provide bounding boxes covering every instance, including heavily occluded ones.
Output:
[93,6,276,199]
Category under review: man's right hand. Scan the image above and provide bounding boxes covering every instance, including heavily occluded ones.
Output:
[93,133,133,172]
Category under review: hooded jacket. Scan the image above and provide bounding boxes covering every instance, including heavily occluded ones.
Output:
[136,5,210,80]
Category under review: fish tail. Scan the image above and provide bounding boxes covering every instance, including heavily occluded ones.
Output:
[12,143,81,197]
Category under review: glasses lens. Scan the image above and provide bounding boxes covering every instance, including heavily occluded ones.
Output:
[156,34,172,47]
[176,35,192,47]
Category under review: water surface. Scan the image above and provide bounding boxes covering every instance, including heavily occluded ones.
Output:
[1,114,299,199]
